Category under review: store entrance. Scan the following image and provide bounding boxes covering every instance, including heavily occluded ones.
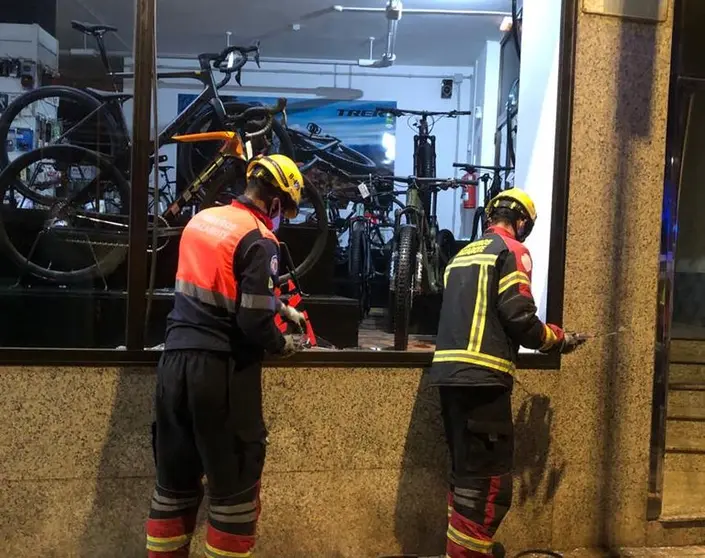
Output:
[654,0,705,522]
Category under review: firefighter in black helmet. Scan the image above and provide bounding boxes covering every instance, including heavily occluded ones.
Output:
[428,188,585,558]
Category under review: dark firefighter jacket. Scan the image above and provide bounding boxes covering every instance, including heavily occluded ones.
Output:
[164,196,286,361]
[427,226,559,388]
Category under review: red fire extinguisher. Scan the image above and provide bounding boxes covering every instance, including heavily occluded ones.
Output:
[462,172,478,210]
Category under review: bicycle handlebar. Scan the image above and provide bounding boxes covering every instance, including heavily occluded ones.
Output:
[453,163,514,172]
[376,107,472,118]
[348,175,477,187]
[199,42,261,75]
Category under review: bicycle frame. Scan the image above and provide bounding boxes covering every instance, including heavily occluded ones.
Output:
[62,129,245,241]
[289,129,342,172]
[393,181,442,294]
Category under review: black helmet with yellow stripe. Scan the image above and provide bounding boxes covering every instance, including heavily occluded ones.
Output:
[486,188,537,242]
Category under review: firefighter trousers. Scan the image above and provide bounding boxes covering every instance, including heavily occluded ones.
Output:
[440,386,514,558]
[146,350,267,558]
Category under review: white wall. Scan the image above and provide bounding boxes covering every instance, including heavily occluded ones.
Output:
[514,0,562,322]
[123,59,474,236]
[462,40,501,238]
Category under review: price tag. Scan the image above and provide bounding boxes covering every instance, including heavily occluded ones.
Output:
[245,141,253,160]
[358,182,371,199]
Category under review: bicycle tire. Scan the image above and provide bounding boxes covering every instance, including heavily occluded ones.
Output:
[290,131,377,175]
[392,225,417,351]
[178,102,295,185]
[200,163,328,286]
[349,220,369,320]
[278,181,328,285]
[0,86,122,172]
[0,145,130,283]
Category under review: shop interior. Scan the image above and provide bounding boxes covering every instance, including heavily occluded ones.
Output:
[0,0,565,353]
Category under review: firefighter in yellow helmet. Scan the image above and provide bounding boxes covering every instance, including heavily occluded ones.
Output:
[428,188,585,558]
[146,154,307,558]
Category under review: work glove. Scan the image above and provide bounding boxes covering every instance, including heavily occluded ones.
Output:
[561,331,587,354]
[279,335,297,358]
[279,303,307,332]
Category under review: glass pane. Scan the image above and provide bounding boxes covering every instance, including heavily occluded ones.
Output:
[0,1,134,349]
[673,90,705,339]
[136,0,567,354]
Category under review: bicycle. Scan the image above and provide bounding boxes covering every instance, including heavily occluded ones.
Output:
[325,181,403,319]
[376,107,472,217]
[147,164,178,215]
[349,174,475,350]
[453,163,513,241]
[288,123,378,175]
[0,99,327,286]
[0,20,294,186]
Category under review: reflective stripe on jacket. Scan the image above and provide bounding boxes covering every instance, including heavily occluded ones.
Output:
[427,226,554,387]
[165,198,285,356]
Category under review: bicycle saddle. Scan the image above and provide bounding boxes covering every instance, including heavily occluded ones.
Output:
[71,20,118,35]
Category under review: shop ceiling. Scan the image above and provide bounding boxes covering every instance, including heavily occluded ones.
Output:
[58,0,510,67]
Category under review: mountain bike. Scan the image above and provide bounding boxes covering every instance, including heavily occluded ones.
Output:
[288,123,378,175]
[376,107,472,218]
[453,163,513,241]
[326,181,403,319]
[350,174,476,350]
[0,21,294,184]
[0,99,327,286]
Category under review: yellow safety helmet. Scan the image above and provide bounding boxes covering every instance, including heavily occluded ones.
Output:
[486,188,537,241]
[246,154,304,218]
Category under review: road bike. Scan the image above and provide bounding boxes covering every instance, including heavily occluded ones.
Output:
[453,163,513,241]
[0,20,294,185]
[288,123,378,175]
[350,174,475,350]
[0,99,327,286]
[376,107,472,218]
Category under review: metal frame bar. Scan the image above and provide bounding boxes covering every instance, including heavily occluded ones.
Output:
[125,0,156,349]
[647,0,688,521]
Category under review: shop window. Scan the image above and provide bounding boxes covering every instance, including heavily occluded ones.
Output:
[0,0,575,362]
[0,7,138,351]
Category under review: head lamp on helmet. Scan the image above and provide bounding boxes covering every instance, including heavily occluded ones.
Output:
[486,188,537,242]
[246,154,304,220]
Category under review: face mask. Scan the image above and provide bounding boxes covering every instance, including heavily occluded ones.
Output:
[269,198,282,232]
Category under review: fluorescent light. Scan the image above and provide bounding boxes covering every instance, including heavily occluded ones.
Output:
[499,16,512,32]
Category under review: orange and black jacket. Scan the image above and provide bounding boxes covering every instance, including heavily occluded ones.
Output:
[427,226,559,388]
[164,196,286,360]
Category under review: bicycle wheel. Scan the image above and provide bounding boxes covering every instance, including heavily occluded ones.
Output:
[391,225,417,350]
[348,220,370,320]
[0,145,130,283]
[290,132,377,175]
[178,102,294,185]
[200,165,328,285]
[0,86,122,172]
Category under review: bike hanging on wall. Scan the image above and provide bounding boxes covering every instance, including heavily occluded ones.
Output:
[288,122,378,175]
[0,21,294,183]
[0,99,327,286]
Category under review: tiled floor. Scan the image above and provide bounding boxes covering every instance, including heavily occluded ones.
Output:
[356,308,437,351]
